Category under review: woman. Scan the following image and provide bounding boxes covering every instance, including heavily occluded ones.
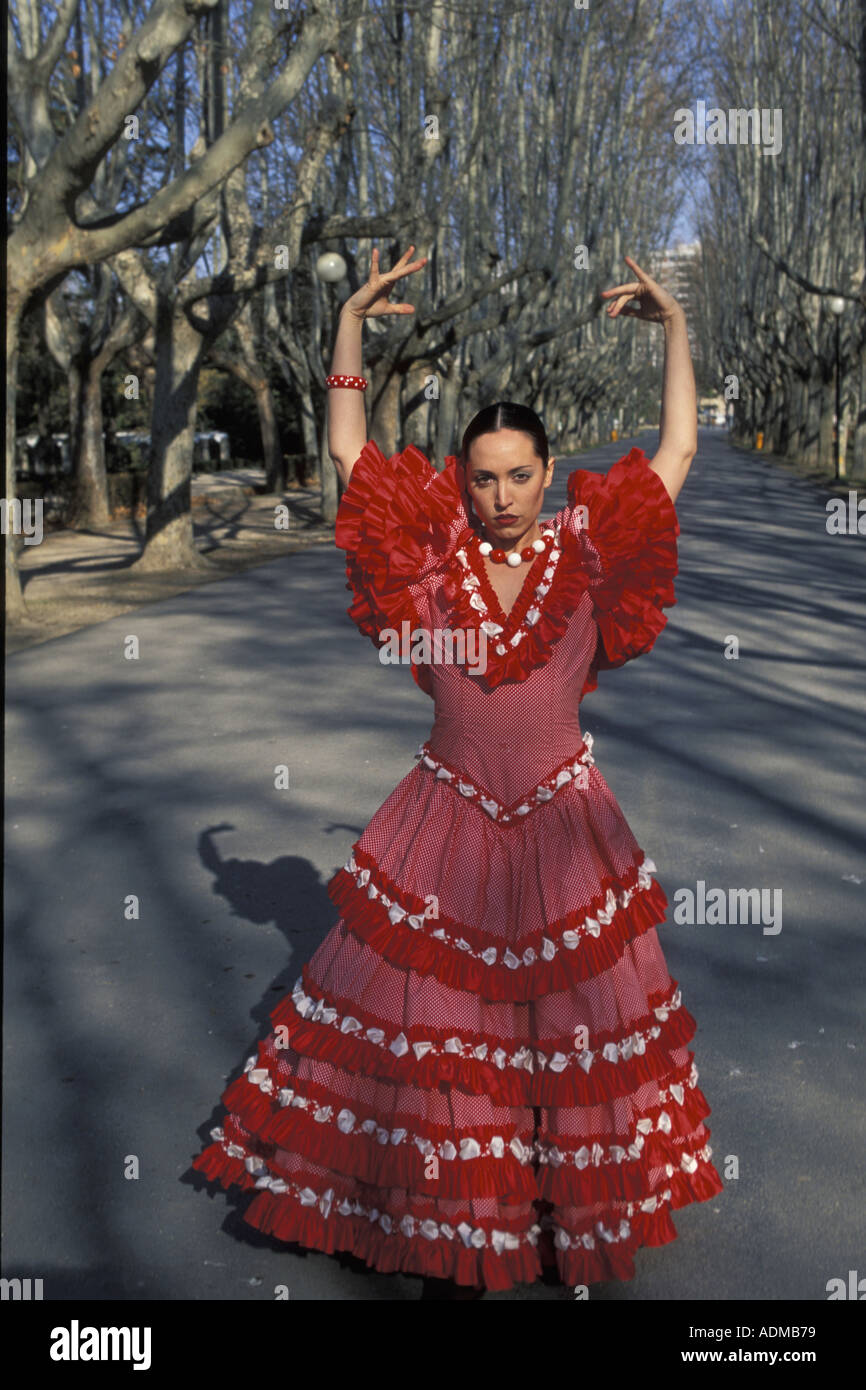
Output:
[193,247,723,1299]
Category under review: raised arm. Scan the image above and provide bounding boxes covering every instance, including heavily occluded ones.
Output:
[328,309,366,488]
[327,245,428,490]
[602,254,697,505]
[649,306,697,503]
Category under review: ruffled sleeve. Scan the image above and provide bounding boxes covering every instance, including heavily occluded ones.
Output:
[333,439,467,667]
[563,446,679,696]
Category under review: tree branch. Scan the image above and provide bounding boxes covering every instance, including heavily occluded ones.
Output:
[749,228,864,306]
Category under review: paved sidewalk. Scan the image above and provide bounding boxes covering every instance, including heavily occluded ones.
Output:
[4,429,865,1300]
[7,470,333,653]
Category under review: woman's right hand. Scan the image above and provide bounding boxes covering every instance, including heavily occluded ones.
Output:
[343,245,428,320]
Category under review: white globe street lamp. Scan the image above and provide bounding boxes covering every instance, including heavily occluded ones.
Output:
[315,252,347,283]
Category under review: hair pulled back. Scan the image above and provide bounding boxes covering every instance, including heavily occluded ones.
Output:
[459,401,549,469]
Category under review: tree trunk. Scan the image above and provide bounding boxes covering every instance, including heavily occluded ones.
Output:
[67,357,84,492]
[436,358,462,467]
[298,390,320,497]
[778,380,794,458]
[299,393,318,462]
[5,292,27,620]
[67,355,111,528]
[257,381,284,493]
[799,372,821,468]
[818,377,835,472]
[853,330,866,480]
[233,307,284,491]
[135,298,212,572]
[370,369,401,457]
[403,361,433,452]
[792,377,809,461]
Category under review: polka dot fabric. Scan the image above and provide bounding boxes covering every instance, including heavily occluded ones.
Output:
[193,441,723,1290]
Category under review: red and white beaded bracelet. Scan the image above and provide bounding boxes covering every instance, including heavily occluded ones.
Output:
[325,374,368,391]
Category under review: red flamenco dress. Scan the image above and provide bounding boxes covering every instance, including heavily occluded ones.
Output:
[192,440,724,1290]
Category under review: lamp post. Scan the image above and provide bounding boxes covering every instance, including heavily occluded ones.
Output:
[828,296,845,480]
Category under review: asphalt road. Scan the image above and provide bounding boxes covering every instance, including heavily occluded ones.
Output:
[4,428,865,1301]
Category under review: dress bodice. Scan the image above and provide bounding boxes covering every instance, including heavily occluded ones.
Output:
[334,439,679,807]
[414,551,595,806]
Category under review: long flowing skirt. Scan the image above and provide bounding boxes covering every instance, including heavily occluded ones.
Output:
[193,750,723,1291]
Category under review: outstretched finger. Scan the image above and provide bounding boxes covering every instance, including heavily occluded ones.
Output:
[388,246,428,279]
[391,257,428,280]
[606,291,641,315]
[624,255,659,287]
[601,280,641,299]
[389,244,419,272]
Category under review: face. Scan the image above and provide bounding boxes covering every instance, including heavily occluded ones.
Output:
[460,429,556,545]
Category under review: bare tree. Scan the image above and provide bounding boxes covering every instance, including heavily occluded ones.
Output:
[105,3,355,570]
[42,269,149,526]
[692,0,865,474]
[6,0,350,614]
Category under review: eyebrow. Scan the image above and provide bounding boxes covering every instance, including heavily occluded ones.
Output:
[468,464,535,477]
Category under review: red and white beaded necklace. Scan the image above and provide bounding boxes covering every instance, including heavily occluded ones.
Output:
[474,526,557,566]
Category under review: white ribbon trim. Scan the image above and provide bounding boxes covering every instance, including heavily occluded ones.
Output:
[211,1127,711,1255]
[209,1128,544,1250]
[453,524,562,665]
[413,732,595,824]
[208,1108,712,1256]
[286,975,683,1076]
[343,848,656,971]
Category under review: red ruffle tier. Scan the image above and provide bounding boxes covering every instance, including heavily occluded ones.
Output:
[333,441,466,693]
[566,448,679,696]
[193,844,724,1288]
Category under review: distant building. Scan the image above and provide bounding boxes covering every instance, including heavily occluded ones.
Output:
[644,240,701,368]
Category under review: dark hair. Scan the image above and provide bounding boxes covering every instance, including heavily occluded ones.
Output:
[459,402,549,469]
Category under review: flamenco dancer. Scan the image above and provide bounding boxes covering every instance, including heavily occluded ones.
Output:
[193,246,724,1299]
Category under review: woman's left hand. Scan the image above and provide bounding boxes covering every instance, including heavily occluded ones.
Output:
[601,255,682,324]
